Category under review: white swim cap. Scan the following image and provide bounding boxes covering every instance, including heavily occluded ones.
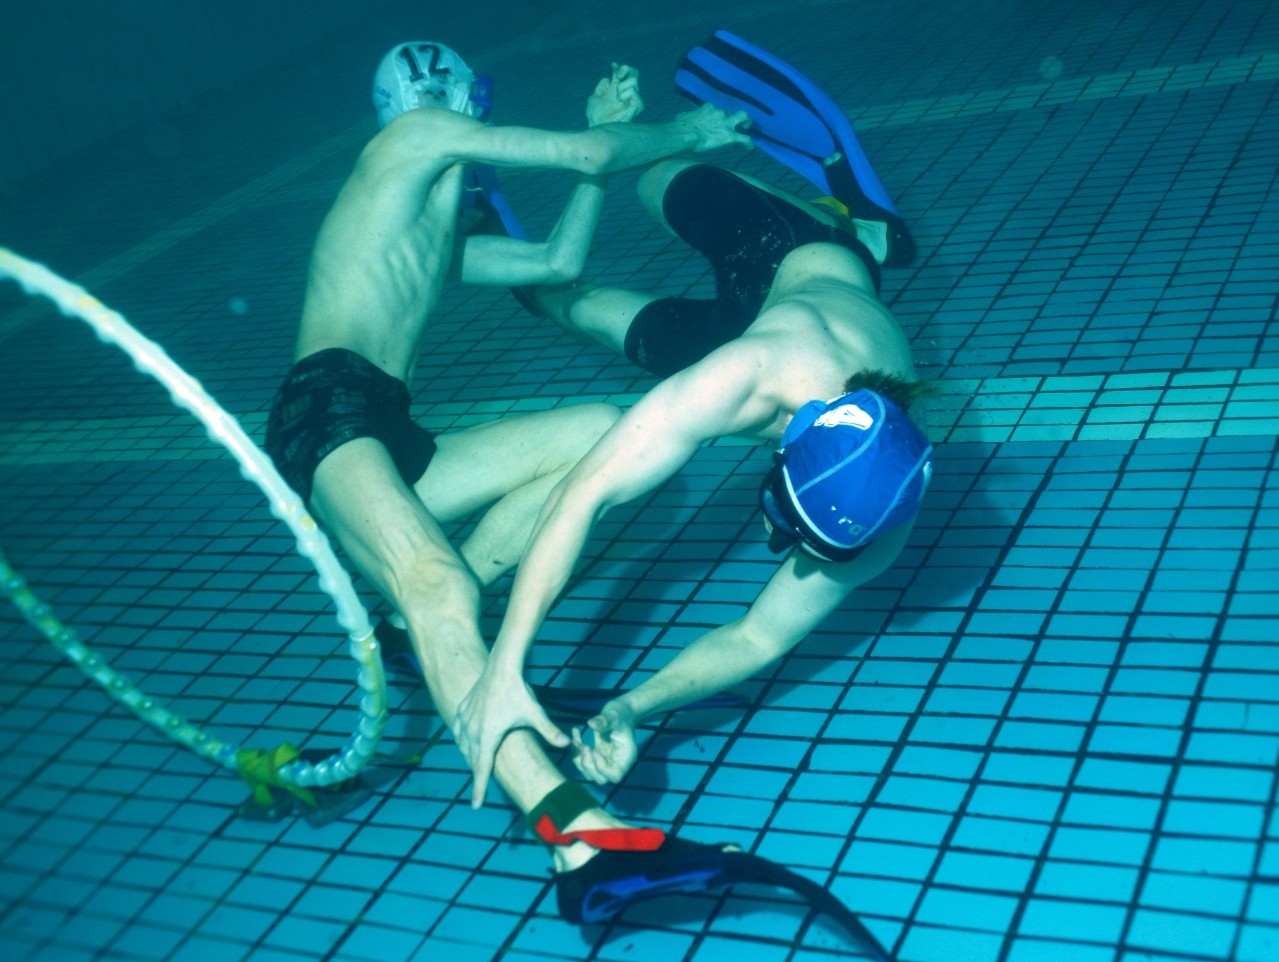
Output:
[372,42,477,127]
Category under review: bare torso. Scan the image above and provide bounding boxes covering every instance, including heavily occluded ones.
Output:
[294,111,473,381]
[734,241,918,440]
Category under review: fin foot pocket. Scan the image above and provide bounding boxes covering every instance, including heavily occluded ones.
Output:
[555,837,896,960]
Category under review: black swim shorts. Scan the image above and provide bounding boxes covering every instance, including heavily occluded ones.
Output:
[624,165,881,378]
[264,348,437,508]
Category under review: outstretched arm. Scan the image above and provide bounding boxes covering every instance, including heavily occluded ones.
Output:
[455,65,645,287]
[454,341,783,806]
[431,96,750,176]
[573,526,911,784]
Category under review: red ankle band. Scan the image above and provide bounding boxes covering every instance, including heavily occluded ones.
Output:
[533,814,666,851]
[526,782,667,851]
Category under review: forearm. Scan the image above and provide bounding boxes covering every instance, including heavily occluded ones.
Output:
[583,119,699,175]
[489,484,600,675]
[617,617,794,721]
[541,175,608,279]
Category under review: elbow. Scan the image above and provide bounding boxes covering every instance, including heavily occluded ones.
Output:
[543,248,586,285]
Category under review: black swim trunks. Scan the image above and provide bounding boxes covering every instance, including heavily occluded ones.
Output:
[624,165,881,378]
[264,348,437,508]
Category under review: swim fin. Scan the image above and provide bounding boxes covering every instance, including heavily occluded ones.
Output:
[373,618,747,716]
[556,837,895,960]
[465,164,529,242]
[675,30,914,268]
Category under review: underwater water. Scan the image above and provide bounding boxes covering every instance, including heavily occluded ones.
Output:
[1,0,1278,960]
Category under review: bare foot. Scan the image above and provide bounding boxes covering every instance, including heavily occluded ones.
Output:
[551,808,634,873]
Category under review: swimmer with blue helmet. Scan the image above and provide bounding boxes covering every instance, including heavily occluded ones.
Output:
[456,156,933,801]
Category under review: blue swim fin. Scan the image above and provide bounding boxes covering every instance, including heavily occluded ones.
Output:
[466,164,529,241]
[461,164,541,314]
[675,31,914,268]
[556,837,895,960]
[374,618,747,716]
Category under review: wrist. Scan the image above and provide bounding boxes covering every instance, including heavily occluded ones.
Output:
[669,116,701,150]
[607,693,642,726]
[487,649,525,681]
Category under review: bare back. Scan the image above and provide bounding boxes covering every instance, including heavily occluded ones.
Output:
[737,242,918,439]
[295,111,473,380]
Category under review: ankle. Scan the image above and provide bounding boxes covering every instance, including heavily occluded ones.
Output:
[553,837,601,873]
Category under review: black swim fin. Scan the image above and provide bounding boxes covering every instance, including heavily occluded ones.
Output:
[556,837,895,960]
[675,30,914,268]
[374,618,747,717]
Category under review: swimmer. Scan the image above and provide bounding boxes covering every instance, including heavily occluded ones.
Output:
[264,40,751,907]
[455,158,933,794]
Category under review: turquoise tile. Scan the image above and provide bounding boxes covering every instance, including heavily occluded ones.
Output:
[933,851,1034,893]
[1098,694,1189,726]
[767,798,859,839]
[1247,884,1279,924]
[858,807,955,847]
[1036,861,1138,902]
[842,839,938,881]
[1061,791,1160,831]
[914,886,1019,932]
[1163,798,1264,840]
[1006,937,1116,962]
[830,873,921,920]
[1141,870,1246,916]
[1087,724,1183,757]
[899,925,1003,962]
[894,747,984,780]
[995,721,1086,753]
[951,815,1050,858]
[1019,897,1128,943]
[1152,837,1257,875]
[1126,907,1237,958]
[981,752,1074,787]
[879,775,969,812]
[1236,923,1279,962]
[1051,826,1151,866]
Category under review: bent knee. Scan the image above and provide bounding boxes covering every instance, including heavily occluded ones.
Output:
[390,551,479,622]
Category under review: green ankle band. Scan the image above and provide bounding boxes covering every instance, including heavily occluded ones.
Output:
[526,781,597,838]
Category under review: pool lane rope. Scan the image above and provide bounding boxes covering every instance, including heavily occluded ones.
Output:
[0,246,388,797]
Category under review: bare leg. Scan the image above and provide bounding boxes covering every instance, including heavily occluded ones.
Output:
[526,158,706,357]
[530,283,653,357]
[310,411,623,872]
[416,402,620,583]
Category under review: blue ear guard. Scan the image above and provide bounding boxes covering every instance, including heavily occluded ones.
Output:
[471,75,494,120]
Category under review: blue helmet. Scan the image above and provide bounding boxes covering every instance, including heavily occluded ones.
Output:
[760,389,932,562]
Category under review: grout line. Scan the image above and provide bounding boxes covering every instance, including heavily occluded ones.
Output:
[1,367,1278,467]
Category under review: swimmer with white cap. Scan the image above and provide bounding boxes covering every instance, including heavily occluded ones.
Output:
[263,39,750,911]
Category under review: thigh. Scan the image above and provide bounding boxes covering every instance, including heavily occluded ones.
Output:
[414,403,616,523]
[636,158,700,231]
[310,438,459,604]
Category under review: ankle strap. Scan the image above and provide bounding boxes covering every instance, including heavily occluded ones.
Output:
[526,781,665,851]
